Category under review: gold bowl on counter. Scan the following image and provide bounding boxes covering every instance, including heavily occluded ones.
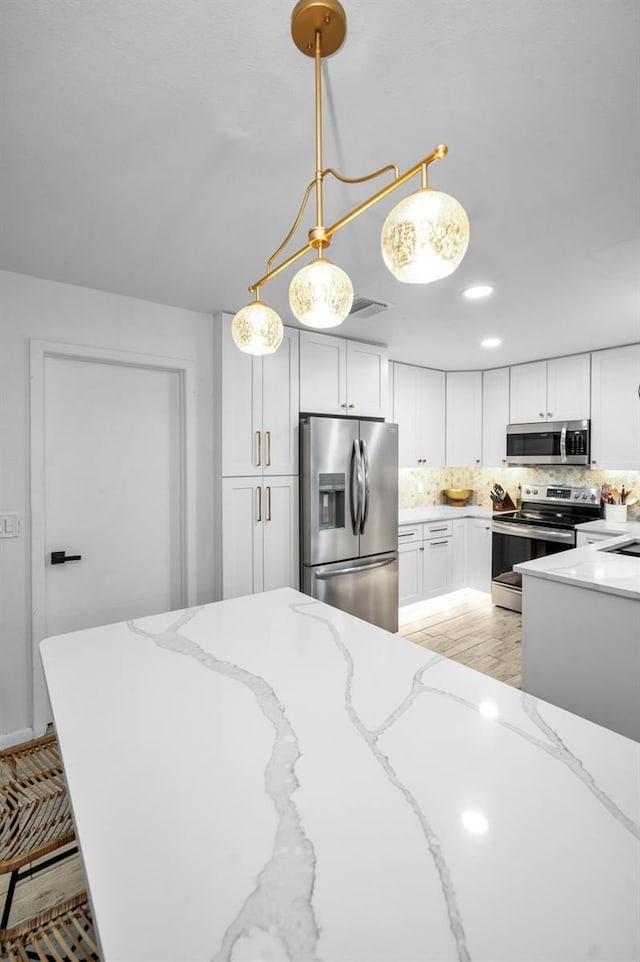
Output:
[444,488,473,506]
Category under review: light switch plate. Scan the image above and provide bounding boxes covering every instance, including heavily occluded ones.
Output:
[0,513,20,538]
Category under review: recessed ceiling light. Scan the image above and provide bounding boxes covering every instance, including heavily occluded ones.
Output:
[481,337,502,348]
[463,285,493,300]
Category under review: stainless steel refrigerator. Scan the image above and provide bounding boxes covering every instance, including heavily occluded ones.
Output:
[300,415,399,632]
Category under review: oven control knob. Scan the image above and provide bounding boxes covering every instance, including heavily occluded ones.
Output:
[524,488,531,495]
[573,493,579,499]
[533,489,538,494]
[590,494,596,501]
[581,493,588,500]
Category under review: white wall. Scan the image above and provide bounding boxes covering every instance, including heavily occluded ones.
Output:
[0,270,216,742]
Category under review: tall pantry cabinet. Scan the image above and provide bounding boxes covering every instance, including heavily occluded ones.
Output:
[216,313,300,599]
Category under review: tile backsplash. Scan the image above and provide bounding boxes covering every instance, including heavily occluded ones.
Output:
[399,466,640,521]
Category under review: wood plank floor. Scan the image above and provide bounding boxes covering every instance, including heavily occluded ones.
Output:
[2,591,521,932]
[398,589,522,688]
[0,844,86,930]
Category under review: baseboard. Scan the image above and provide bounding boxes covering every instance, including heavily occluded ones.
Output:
[0,727,34,749]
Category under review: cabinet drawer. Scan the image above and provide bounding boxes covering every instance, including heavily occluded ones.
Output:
[424,521,452,539]
[398,524,422,544]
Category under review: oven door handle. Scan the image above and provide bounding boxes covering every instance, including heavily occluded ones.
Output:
[491,520,575,544]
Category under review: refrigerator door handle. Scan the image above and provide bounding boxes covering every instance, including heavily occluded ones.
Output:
[314,556,396,578]
[350,439,362,535]
[359,439,370,534]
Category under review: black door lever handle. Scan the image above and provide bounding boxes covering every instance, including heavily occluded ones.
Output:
[51,550,82,565]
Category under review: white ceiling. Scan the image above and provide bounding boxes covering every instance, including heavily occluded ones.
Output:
[1,0,639,369]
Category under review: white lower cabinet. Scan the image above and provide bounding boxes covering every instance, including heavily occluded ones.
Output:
[222,476,299,599]
[451,518,467,589]
[466,518,492,592]
[422,532,453,599]
[398,521,453,604]
[398,516,492,606]
[398,538,424,607]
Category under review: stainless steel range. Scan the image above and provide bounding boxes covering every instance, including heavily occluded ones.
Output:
[491,483,601,611]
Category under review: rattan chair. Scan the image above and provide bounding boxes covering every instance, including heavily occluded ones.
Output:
[0,734,77,930]
[0,892,98,961]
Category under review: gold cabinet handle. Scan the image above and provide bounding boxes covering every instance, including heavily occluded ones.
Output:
[265,430,272,466]
[256,486,262,522]
[256,431,262,467]
[266,485,272,522]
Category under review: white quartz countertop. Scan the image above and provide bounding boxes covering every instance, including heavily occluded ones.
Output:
[399,505,493,524]
[515,535,640,599]
[40,588,639,962]
[575,518,640,536]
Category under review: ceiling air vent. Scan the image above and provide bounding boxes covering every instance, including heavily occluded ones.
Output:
[349,295,390,319]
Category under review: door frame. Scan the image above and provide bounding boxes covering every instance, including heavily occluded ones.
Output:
[30,339,197,735]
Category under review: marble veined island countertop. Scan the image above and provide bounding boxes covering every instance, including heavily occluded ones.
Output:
[41,588,639,962]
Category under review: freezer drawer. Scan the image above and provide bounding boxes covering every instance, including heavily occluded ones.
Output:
[303,552,398,633]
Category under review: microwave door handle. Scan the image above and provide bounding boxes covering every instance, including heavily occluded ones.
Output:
[350,440,361,535]
[359,440,370,534]
[560,424,567,463]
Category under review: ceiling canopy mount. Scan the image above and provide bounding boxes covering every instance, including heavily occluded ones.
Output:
[290,0,347,58]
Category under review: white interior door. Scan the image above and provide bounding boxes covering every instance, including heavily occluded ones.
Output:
[31,343,195,734]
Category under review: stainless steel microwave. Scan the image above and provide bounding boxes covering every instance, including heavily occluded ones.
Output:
[505,420,590,465]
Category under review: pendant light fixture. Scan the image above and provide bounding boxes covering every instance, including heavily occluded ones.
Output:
[231,0,469,354]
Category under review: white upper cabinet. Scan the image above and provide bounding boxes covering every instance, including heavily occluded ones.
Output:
[446,371,482,467]
[591,344,640,470]
[509,360,547,423]
[346,339,389,418]
[510,354,590,423]
[392,363,446,467]
[482,367,510,466]
[261,329,300,475]
[220,315,299,477]
[299,330,388,418]
[546,354,591,421]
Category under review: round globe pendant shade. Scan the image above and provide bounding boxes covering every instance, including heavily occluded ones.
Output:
[381,188,470,283]
[231,301,284,355]
[289,258,354,328]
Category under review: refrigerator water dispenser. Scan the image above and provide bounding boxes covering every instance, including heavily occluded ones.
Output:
[318,473,345,530]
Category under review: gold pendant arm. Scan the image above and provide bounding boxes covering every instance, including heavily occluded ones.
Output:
[266,178,317,275]
[263,163,398,282]
[248,144,448,295]
[322,162,399,186]
[328,144,446,236]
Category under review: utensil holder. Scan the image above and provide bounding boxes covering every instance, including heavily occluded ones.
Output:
[604,503,627,522]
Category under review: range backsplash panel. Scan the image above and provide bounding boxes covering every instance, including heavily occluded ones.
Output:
[399,466,640,521]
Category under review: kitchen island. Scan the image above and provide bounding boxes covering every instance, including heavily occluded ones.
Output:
[41,588,639,962]
[515,535,640,741]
